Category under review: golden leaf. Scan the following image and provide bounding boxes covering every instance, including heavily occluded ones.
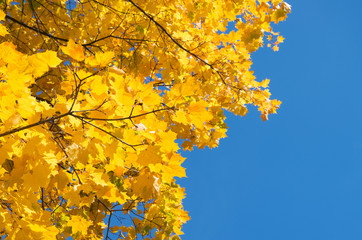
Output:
[61,39,85,61]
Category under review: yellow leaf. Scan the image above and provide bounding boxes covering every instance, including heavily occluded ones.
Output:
[132,171,159,199]
[22,163,51,189]
[138,145,162,166]
[90,170,109,187]
[0,11,7,35]
[6,70,32,92]
[158,131,179,152]
[260,79,270,88]
[103,187,127,204]
[113,165,124,177]
[27,56,48,78]
[35,51,62,68]
[90,75,108,96]
[0,10,5,21]
[172,110,189,125]
[0,25,8,37]
[277,35,285,43]
[85,51,114,66]
[28,223,58,239]
[68,216,92,235]
[27,51,61,77]
[188,101,213,129]
[110,226,122,233]
[272,45,279,51]
[61,39,85,61]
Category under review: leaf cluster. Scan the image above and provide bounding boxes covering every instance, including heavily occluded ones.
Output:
[0,0,290,239]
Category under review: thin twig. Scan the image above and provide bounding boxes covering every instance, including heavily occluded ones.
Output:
[96,196,112,212]
[126,0,242,91]
[41,188,45,210]
[5,14,68,42]
[71,164,83,184]
[71,107,174,121]
[72,115,139,150]
[0,112,71,138]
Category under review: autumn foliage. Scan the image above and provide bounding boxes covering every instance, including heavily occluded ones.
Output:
[0,0,290,239]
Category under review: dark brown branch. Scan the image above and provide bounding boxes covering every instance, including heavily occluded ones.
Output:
[0,112,71,138]
[6,10,153,50]
[5,14,69,42]
[0,68,104,137]
[71,99,108,114]
[105,212,113,240]
[71,107,174,121]
[126,0,240,90]
[83,34,156,47]
[52,136,69,158]
[130,210,163,228]
[41,188,45,210]
[96,196,113,213]
[69,70,82,112]
[71,164,83,184]
[96,197,115,240]
[126,0,209,66]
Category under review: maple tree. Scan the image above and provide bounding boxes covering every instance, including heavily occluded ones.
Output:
[0,0,290,239]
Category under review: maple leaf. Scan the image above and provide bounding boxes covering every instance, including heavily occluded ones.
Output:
[68,215,92,236]
[61,39,85,61]
[85,51,115,66]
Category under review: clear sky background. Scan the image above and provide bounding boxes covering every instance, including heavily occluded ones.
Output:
[179,0,362,239]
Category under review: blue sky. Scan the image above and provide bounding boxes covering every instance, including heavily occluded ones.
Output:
[179,0,362,239]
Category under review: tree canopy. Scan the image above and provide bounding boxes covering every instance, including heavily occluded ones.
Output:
[0,0,290,239]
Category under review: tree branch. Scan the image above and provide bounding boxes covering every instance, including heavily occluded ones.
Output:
[0,112,71,138]
[5,14,69,42]
[71,115,141,150]
[126,0,242,91]
[71,107,174,122]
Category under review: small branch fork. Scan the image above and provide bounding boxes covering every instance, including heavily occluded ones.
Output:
[0,70,174,151]
[95,197,163,239]
[5,1,244,92]
[125,0,242,92]
[0,67,171,234]
[4,14,153,52]
[0,111,71,138]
